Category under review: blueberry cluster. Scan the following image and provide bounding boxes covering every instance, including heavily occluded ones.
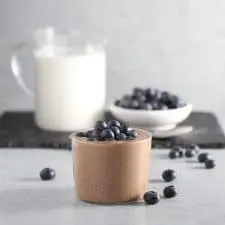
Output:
[115,87,186,110]
[168,144,216,169]
[76,120,137,141]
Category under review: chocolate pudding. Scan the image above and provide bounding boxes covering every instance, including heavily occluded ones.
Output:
[71,128,151,204]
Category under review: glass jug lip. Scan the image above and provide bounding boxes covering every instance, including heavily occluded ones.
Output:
[33,26,107,55]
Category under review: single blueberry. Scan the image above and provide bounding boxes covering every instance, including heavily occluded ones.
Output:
[129,100,140,109]
[86,130,93,138]
[140,102,152,110]
[88,137,96,141]
[76,132,86,137]
[120,125,132,134]
[111,126,120,136]
[132,94,146,102]
[205,159,216,169]
[127,130,137,138]
[115,133,127,141]
[188,144,200,153]
[162,169,176,182]
[126,136,135,140]
[163,185,177,198]
[90,130,99,139]
[143,191,160,205]
[114,100,121,106]
[133,87,144,96]
[95,121,108,131]
[40,168,56,181]
[122,94,131,100]
[145,88,154,101]
[153,89,162,100]
[168,150,179,159]
[101,129,115,140]
[185,149,195,158]
[120,99,131,108]
[151,101,160,110]
[108,120,121,128]
[160,104,168,110]
[172,146,184,157]
[198,153,209,163]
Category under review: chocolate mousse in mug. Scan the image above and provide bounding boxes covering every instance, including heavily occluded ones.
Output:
[11,27,106,131]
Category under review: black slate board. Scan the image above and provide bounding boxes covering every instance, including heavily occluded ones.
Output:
[0,111,224,149]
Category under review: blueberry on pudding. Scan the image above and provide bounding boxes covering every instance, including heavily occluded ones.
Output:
[75,120,139,142]
[114,87,186,110]
[71,120,151,204]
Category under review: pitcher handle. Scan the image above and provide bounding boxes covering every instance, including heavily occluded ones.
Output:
[11,41,33,97]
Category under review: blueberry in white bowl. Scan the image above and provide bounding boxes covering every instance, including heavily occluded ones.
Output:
[109,87,192,131]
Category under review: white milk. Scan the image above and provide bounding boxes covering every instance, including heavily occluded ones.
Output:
[34,48,106,131]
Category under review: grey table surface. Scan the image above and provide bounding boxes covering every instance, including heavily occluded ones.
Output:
[0,148,224,225]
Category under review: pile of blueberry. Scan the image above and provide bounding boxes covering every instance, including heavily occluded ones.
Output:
[168,144,216,169]
[76,120,137,141]
[115,87,186,110]
[144,169,177,205]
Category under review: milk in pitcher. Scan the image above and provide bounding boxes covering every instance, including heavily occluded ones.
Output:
[34,46,106,131]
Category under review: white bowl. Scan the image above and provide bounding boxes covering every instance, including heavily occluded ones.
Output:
[109,103,193,131]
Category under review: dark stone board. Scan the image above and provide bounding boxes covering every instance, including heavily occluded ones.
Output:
[0,111,224,149]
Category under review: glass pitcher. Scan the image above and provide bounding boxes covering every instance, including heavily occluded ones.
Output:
[11,27,106,132]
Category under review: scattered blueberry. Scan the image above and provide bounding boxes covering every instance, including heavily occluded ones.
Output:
[172,146,184,158]
[185,149,196,158]
[143,191,160,205]
[168,150,179,159]
[198,153,209,163]
[205,159,216,169]
[163,185,177,198]
[162,169,176,182]
[40,168,56,181]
